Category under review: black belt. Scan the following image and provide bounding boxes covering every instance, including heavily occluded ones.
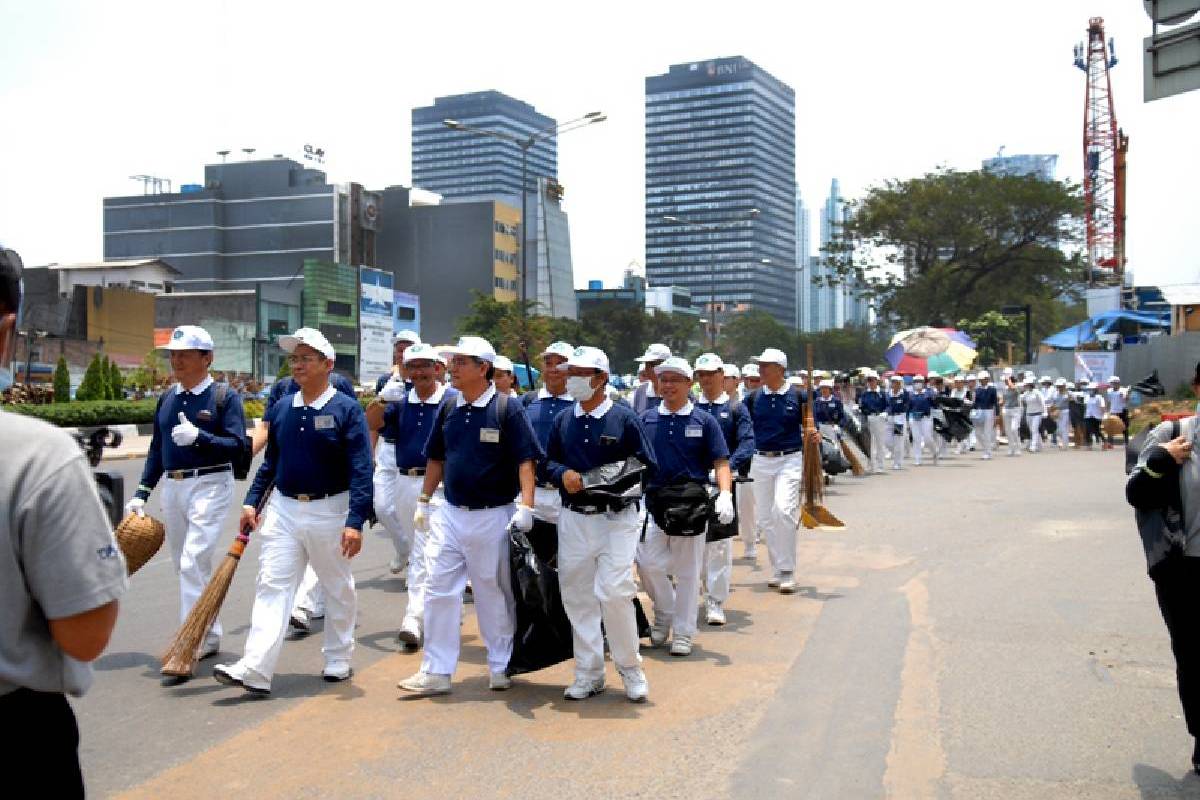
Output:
[537,482,557,491]
[453,501,510,511]
[382,436,397,444]
[280,490,339,502]
[564,501,633,516]
[400,467,426,477]
[911,412,930,418]
[756,447,800,457]
[166,464,232,480]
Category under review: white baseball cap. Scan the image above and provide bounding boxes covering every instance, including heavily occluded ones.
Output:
[912,374,925,383]
[439,335,497,363]
[1067,381,1076,389]
[863,369,879,380]
[279,327,335,360]
[693,353,723,373]
[1022,376,1035,385]
[752,348,788,368]
[164,325,214,351]
[542,341,574,359]
[889,374,904,383]
[977,371,991,381]
[818,378,834,388]
[787,375,805,386]
[742,363,760,377]
[493,355,514,373]
[403,342,444,365]
[1039,375,1052,383]
[394,329,421,344]
[1002,366,1013,376]
[797,368,810,376]
[1054,377,1067,386]
[563,345,610,373]
[1108,375,1121,383]
[966,373,978,381]
[635,343,672,363]
[722,363,741,379]
[655,356,693,380]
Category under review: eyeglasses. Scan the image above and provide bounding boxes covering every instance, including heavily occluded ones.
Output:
[287,354,323,365]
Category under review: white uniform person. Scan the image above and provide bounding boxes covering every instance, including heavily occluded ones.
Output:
[492,355,520,398]
[373,329,422,576]
[631,343,672,414]
[737,362,763,556]
[885,375,911,470]
[214,328,372,694]
[1021,376,1046,453]
[126,325,247,684]
[398,337,542,698]
[542,346,657,701]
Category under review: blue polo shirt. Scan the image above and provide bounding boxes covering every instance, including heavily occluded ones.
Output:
[137,377,248,498]
[974,384,998,411]
[524,388,576,452]
[857,387,887,415]
[641,403,729,491]
[381,384,458,470]
[745,385,807,452]
[423,384,543,509]
[246,384,374,530]
[694,393,755,474]
[909,388,935,416]
[885,389,911,415]
[267,373,355,415]
[813,394,844,425]
[543,398,658,501]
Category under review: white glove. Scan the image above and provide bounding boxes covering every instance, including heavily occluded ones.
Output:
[379,377,407,402]
[171,412,200,446]
[413,501,431,533]
[715,491,735,525]
[510,503,534,533]
[125,497,146,518]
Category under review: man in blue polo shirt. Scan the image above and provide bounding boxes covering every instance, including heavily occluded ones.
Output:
[637,356,734,658]
[368,343,456,650]
[813,378,845,442]
[908,374,937,466]
[371,329,421,576]
[398,336,542,698]
[694,353,754,626]
[856,370,888,474]
[126,325,247,683]
[974,370,998,460]
[523,341,577,529]
[543,346,657,702]
[885,375,911,470]
[631,343,671,414]
[214,328,372,695]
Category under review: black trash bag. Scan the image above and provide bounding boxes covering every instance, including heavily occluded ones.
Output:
[1133,370,1166,398]
[843,409,870,455]
[941,408,974,442]
[1040,415,1057,437]
[821,434,850,475]
[1019,416,1031,442]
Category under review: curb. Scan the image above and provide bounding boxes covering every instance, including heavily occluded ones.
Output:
[101,450,151,462]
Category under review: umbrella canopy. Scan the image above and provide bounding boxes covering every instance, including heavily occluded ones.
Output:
[885,327,977,376]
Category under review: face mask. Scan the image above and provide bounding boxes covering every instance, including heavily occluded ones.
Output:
[566,375,596,402]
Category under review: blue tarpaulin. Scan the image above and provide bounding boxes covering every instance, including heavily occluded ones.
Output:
[513,362,540,390]
[1041,309,1170,348]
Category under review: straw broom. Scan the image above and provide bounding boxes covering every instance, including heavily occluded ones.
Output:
[161,484,273,677]
[800,346,845,530]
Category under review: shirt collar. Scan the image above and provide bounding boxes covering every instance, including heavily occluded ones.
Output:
[574,396,613,419]
[657,400,694,416]
[408,382,447,405]
[700,391,730,405]
[762,382,790,395]
[455,382,496,408]
[538,386,572,401]
[293,383,337,410]
[177,375,214,396]
[642,381,658,398]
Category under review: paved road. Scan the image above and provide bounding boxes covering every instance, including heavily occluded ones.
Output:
[77,447,1200,798]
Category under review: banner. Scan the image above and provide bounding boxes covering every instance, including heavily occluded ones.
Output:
[359,267,394,382]
[1074,351,1116,385]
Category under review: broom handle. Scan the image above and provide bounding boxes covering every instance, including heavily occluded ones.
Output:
[238,481,275,541]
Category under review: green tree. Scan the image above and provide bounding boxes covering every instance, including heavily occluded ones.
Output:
[109,359,124,399]
[52,355,70,402]
[957,311,1018,367]
[75,353,104,401]
[128,349,166,392]
[276,359,291,380]
[720,311,796,366]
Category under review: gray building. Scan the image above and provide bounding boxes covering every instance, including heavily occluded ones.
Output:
[526,178,577,319]
[795,188,813,331]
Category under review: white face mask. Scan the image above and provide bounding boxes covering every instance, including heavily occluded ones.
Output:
[566,375,596,402]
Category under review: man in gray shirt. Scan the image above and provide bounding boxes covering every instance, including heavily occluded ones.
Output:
[0,245,127,797]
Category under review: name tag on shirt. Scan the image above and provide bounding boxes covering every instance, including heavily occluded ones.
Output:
[685,425,704,438]
[314,415,336,430]
[720,411,729,418]
[197,409,213,422]
[600,434,618,445]
[479,427,500,443]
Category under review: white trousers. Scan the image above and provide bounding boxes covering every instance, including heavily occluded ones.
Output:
[398,475,440,627]
[886,417,908,469]
[293,564,325,617]
[974,409,996,455]
[420,504,514,677]
[910,417,935,465]
[1055,410,1070,447]
[1003,408,1023,455]
[736,480,758,546]
[637,519,705,638]
[705,538,733,604]
[557,506,642,681]
[750,451,803,576]
[1026,413,1044,452]
[866,414,888,472]
[373,443,406,560]
[533,485,562,525]
[241,493,357,681]
[160,470,234,648]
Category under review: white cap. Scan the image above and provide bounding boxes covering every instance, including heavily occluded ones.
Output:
[542,341,574,359]
[965,372,978,381]
[863,369,879,380]
[742,363,760,378]
[394,329,421,345]
[1022,376,1035,385]
[439,335,496,363]
[693,352,724,372]
[1002,366,1013,376]
[493,355,514,373]
[279,327,335,360]
[797,368,810,376]
[1054,377,1067,386]
[722,363,741,379]
[635,343,672,363]
[889,374,904,383]
[165,325,214,351]
[926,369,939,378]
[563,345,610,373]
[818,378,834,388]
[787,375,805,386]
[1108,375,1121,383]
[977,371,991,381]
[752,348,787,368]
[1067,381,1076,389]
[403,342,445,365]
[655,356,693,380]
[1039,375,1052,383]
[913,374,925,383]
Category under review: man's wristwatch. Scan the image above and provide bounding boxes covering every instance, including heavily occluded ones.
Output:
[418,493,432,503]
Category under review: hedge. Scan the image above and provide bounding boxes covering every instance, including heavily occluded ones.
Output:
[3,399,160,427]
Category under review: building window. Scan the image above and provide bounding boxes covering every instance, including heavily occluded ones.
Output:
[326,300,351,316]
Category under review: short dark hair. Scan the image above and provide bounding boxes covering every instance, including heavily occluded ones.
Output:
[0,248,22,316]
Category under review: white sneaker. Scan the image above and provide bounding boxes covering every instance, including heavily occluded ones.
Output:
[289,608,311,632]
[489,671,512,691]
[705,599,726,626]
[398,670,451,697]
[323,660,353,682]
[389,555,406,575]
[649,618,670,648]
[397,618,422,649]
[617,666,649,703]
[767,574,782,588]
[779,572,798,594]
[214,661,270,695]
[563,676,605,700]
[670,634,693,657]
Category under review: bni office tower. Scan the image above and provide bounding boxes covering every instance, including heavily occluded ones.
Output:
[645,57,797,328]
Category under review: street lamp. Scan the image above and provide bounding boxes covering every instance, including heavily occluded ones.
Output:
[661,208,760,349]
[1000,303,1033,365]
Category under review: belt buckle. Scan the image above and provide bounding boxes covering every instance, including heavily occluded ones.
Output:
[169,470,185,480]
[297,493,312,502]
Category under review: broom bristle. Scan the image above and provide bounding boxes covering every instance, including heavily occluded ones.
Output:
[161,539,246,676]
[840,438,865,476]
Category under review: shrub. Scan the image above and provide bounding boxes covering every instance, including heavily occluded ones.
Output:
[243,398,265,420]
[109,360,124,399]
[53,356,70,402]
[75,354,105,401]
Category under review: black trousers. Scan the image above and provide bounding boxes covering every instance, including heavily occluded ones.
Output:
[1152,553,1200,737]
[0,688,84,798]
[1085,417,1103,446]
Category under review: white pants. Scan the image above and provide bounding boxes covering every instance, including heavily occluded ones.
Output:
[293,564,325,617]
[910,416,934,465]
[866,414,888,472]
[1026,413,1043,452]
[160,470,234,649]
[886,416,908,469]
[420,504,514,677]
[637,519,705,638]
[1055,410,1070,447]
[705,538,733,604]
[736,480,758,546]
[557,506,642,681]
[240,493,357,682]
[974,409,996,455]
[533,486,562,526]
[750,451,803,576]
[399,475,440,627]
[1003,408,1023,455]
[373,443,406,561]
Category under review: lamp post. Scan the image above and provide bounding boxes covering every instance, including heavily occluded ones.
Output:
[661,208,760,349]
[1001,303,1033,364]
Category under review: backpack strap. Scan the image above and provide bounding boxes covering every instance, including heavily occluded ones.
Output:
[213,382,228,413]
[521,390,537,409]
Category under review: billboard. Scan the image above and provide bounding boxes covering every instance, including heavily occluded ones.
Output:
[1075,351,1117,386]
[359,267,394,382]
[394,290,420,338]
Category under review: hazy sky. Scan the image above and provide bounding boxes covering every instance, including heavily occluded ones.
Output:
[1,0,1196,291]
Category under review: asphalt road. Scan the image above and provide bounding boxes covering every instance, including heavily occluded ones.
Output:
[77,447,1200,799]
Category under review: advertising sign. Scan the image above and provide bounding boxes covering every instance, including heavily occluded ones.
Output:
[359,267,394,382]
[394,290,420,338]
[1074,351,1117,385]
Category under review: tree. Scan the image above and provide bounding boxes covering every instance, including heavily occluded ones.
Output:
[276,359,291,380]
[957,311,1018,367]
[109,359,124,399]
[75,353,105,401]
[720,311,795,366]
[128,349,167,391]
[52,355,70,402]
[824,168,1085,333]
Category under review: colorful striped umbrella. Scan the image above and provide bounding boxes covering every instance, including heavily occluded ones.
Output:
[884,327,977,376]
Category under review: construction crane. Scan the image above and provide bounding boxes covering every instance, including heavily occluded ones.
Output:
[1073,17,1128,289]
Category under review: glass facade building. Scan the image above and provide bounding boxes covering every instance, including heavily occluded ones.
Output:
[982,153,1058,181]
[645,57,797,328]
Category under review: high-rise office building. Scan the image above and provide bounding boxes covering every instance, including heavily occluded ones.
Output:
[526,178,577,319]
[982,153,1058,181]
[795,188,813,331]
[815,178,846,330]
[644,56,797,328]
